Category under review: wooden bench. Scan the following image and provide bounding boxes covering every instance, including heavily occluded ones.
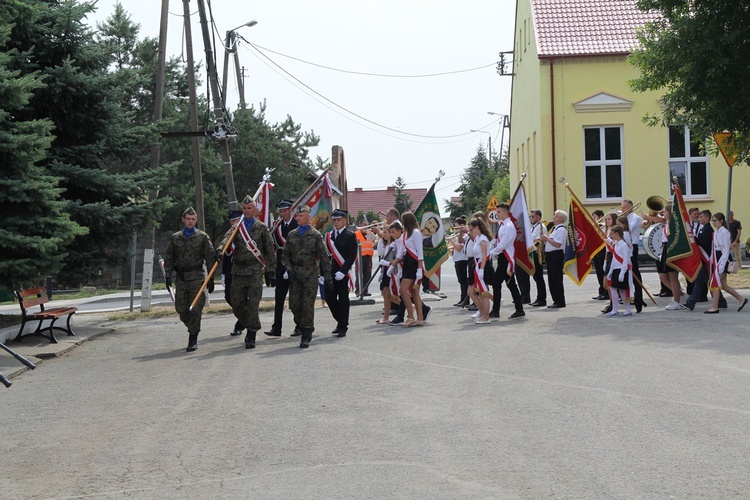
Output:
[15,286,77,344]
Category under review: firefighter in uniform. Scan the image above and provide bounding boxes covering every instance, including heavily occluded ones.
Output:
[164,207,216,352]
[265,199,298,337]
[219,195,275,349]
[281,205,331,348]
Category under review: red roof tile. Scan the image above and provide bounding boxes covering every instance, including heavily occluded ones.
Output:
[347,186,428,221]
[532,0,659,57]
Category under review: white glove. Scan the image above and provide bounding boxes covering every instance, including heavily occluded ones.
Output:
[386,266,394,277]
[282,271,289,280]
[477,268,484,280]
[416,268,423,280]
[379,259,389,267]
[334,271,345,281]
[318,276,325,285]
[220,274,225,287]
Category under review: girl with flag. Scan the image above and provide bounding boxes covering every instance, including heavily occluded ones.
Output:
[466,217,494,324]
[706,212,748,314]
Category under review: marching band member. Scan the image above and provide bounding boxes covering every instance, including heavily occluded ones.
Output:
[529,210,548,307]
[601,212,618,314]
[466,217,494,323]
[541,210,568,309]
[376,222,402,324]
[265,199,298,337]
[591,210,608,300]
[390,212,425,327]
[706,212,748,314]
[605,225,633,317]
[488,203,525,319]
[326,209,357,337]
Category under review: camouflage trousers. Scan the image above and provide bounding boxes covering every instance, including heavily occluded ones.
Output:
[230,274,264,332]
[289,276,319,330]
[174,278,206,335]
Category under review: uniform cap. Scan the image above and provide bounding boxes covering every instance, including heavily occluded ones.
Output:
[277,199,294,209]
[331,209,348,219]
[228,210,242,221]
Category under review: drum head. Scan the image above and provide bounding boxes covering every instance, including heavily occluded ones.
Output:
[642,223,665,261]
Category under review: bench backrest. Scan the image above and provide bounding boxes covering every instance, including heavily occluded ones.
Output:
[16,286,50,313]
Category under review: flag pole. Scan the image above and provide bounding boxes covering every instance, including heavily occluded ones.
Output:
[270,165,333,234]
[188,168,272,311]
[509,172,527,205]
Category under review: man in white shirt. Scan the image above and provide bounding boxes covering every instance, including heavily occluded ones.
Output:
[489,203,525,319]
[541,210,568,308]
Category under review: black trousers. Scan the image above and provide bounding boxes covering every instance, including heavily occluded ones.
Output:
[685,264,726,309]
[546,249,566,306]
[631,246,643,305]
[515,266,531,302]
[592,249,606,296]
[454,260,469,303]
[491,256,524,314]
[327,278,351,329]
[531,252,547,302]
[270,270,291,332]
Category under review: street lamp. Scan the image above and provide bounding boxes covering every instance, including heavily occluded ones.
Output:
[470,129,492,165]
[222,20,258,110]
[487,111,510,157]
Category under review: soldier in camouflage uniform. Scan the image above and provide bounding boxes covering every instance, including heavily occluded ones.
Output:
[164,207,216,352]
[219,195,275,349]
[281,205,332,348]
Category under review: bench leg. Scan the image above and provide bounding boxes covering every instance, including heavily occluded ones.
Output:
[15,317,58,344]
[52,312,76,336]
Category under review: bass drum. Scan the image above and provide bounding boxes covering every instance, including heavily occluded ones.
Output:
[642,223,665,261]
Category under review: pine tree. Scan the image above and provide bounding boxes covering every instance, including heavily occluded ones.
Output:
[0,12,85,289]
[393,176,413,215]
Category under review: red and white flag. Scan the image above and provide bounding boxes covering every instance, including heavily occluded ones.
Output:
[509,183,535,275]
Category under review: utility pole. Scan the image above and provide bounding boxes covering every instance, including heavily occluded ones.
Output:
[196,0,239,211]
[183,0,205,231]
[141,0,170,312]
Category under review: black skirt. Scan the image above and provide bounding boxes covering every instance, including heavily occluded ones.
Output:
[402,254,419,280]
[657,242,670,273]
[610,270,630,291]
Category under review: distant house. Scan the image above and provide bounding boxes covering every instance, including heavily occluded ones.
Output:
[510,0,748,219]
[347,186,428,221]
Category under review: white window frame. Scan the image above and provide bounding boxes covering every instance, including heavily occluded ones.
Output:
[668,125,709,198]
[583,125,624,201]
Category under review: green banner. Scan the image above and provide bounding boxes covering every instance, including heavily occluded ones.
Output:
[413,183,449,277]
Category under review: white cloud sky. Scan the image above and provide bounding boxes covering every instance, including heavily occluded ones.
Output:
[88,0,515,205]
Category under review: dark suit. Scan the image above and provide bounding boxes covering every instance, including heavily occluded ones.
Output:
[686,223,726,309]
[269,218,298,333]
[327,228,357,331]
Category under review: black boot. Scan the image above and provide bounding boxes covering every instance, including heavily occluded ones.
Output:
[300,328,313,348]
[186,333,198,352]
[245,331,256,349]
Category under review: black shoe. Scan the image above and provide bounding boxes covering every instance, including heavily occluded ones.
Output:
[602,304,612,314]
[336,329,347,338]
[509,310,525,319]
[186,334,198,352]
[489,312,500,318]
[264,330,281,337]
[332,327,341,334]
[291,326,302,337]
[453,302,463,307]
[364,292,372,296]
[230,330,243,336]
[592,294,608,300]
[388,317,404,326]
[423,305,433,322]
[704,309,719,314]
[530,300,547,307]
[547,303,565,309]
[635,302,642,313]
[244,331,256,349]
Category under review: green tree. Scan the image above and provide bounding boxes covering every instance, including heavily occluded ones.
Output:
[0,14,86,288]
[448,145,510,219]
[629,0,750,160]
[393,176,413,215]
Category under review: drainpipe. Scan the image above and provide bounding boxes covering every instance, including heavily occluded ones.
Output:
[549,58,558,209]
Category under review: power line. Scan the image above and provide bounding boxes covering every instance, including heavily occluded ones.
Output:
[247,41,496,78]
[243,43,500,140]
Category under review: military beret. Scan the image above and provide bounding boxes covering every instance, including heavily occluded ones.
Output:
[331,209,348,219]
[296,205,311,214]
[277,199,294,209]
[182,207,197,217]
[228,210,242,221]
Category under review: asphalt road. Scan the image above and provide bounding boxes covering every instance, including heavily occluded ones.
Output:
[2,267,750,499]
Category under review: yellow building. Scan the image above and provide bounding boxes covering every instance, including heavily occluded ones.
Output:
[510,0,747,223]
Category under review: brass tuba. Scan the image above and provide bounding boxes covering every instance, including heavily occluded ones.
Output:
[643,195,667,228]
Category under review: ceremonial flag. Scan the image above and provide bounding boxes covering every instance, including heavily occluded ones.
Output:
[413,183,449,290]
[666,184,701,281]
[508,182,535,275]
[563,196,606,285]
[297,173,334,234]
[252,180,274,226]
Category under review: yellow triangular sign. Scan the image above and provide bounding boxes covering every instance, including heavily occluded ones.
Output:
[714,132,738,167]
[487,196,499,209]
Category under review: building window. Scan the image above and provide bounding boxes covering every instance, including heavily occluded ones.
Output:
[668,125,708,196]
[583,126,623,200]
